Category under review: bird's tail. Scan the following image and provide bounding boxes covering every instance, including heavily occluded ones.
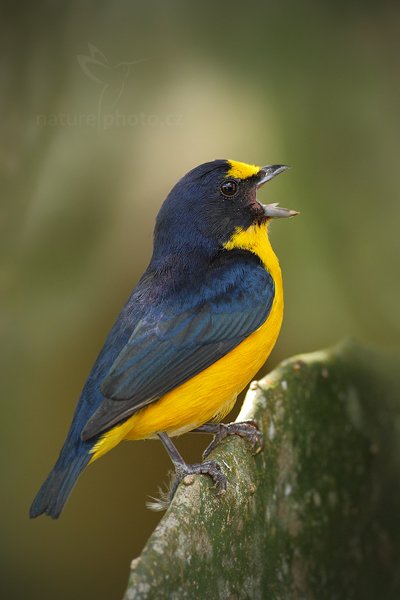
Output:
[29,451,91,519]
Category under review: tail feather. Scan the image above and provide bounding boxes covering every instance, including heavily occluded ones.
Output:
[29,452,91,519]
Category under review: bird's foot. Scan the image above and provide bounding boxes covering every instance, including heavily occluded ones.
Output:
[201,420,264,458]
[155,431,228,509]
[166,459,227,504]
[178,460,227,493]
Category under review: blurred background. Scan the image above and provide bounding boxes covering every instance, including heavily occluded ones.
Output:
[2,0,400,598]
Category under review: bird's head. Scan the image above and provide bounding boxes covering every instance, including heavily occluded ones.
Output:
[152,159,298,264]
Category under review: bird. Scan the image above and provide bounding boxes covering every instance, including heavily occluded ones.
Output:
[30,159,298,519]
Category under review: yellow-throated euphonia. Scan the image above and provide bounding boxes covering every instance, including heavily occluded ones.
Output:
[30,159,297,519]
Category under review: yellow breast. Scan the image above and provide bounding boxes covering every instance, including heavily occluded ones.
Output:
[90,223,283,461]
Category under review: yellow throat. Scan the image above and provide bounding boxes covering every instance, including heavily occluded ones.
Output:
[89,222,283,461]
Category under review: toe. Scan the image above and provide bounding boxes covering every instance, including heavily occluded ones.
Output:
[202,460,227,494]
[229,421,264,454]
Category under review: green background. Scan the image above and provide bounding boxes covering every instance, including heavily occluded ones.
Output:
[2,1,400,598]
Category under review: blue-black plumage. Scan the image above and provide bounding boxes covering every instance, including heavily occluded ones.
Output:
[30,159,296,518]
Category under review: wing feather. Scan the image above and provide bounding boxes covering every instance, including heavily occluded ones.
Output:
[81,259,274,441]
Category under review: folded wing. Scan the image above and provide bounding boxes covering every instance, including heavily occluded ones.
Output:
[81,258,274,440]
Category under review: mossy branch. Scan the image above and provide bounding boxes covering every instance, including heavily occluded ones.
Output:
[124,341,400,599]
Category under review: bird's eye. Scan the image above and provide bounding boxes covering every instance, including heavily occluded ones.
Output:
[220,179,239,197]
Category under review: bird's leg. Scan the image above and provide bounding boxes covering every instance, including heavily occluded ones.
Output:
[157,432,227,501]
[193,420,264,458]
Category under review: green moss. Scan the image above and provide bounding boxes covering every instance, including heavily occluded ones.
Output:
[124,341,400,600]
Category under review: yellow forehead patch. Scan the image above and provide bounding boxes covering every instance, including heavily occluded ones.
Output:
[226,160,261,180]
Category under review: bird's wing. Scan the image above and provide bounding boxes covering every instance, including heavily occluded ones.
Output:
[81,262,274,441]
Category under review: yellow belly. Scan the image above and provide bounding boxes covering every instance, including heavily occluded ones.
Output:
[90,223,283,462]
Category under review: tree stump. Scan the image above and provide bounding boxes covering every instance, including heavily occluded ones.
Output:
[124,341,400,599]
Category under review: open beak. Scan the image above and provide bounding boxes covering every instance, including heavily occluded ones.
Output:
[257,164,299,219]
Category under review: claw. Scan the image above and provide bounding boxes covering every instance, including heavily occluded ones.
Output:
[157,431,228,506]
[175,459,227,495]
[202,420,264,459]
[202,460,227,495]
